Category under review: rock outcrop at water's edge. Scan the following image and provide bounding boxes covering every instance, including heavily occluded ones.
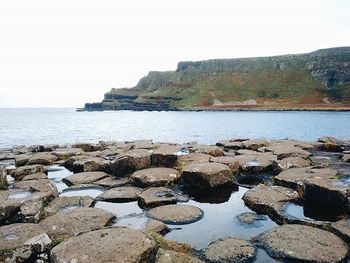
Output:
[1,137,350,262]
[82,47,350,111]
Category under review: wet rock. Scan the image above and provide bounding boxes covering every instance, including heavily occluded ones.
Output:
[152,145,179,167]
[144,219,170,235]
[13,179,58,197]
[96,186,141,202]
[331,219,350,243]
[272,156,312,174]
[190,145,224,157]
[182,162,234,189]
[110,149,152,177]
[43,196,94,217]
[236,149,259,155]
[63,154,89,171]
[237,212,268,225]
[83,157,111,172]
[178,153,211,166]
[242,139,269,151]
[62,171,109,186]
[303,176,349,212]
[20,199,44,223]
[274,167,339,190]
[147,204,203,224]
[133,140,155,149]
[138,187,177,208]
[10,164,47,180]
[39,207,115,239]
[14,154,30,167]
[27,152,57,165]
[0,168,8,190]
[255,224,348,263]
[21,172,48,181]
[318,136,344,152]
[0,189,55,224]
[131,167,181,187]
[156,248,204,263]
[242,184,299,223]
[52,147,84,160]
[71,142,102,152]
[0,223,48,262]
[51,227,157,263]
[268,141,311,159]
[93,176,130,188]
[204,237,255,263]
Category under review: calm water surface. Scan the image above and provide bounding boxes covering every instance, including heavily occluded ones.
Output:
[0,108,349,148]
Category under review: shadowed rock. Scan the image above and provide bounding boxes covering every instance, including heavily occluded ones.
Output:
[151,145,179,167]
[50,227,158,263]
[10,165,47,180]
[255,224,348,263]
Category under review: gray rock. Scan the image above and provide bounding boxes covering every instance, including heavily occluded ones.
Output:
[52,147,84,160]
[50,227,157,263]
[13,179,58,197]
[0,168,8,190]
[156,249,204,263]
[255,224,348,263]
[152,145,179,167]
[27,152,57,165]
[147,204,203,224]
[21,172,48,181]
[43,196,94,217]
[144,219,170,235]
[272,156,312,174]
[10,165,47,180]
[93,176,130,188]
[204,237,255,263]
[178,153,211,166]
[131,167,180,187]
[20,199,44,223]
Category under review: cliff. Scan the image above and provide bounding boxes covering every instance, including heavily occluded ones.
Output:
[83,47,350,111]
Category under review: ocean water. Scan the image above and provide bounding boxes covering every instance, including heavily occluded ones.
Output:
[0,108,349,148]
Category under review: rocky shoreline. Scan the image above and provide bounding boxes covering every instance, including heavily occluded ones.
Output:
[1,137,350,262]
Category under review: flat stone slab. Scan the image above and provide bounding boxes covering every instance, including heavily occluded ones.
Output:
[27,152,57,165]
[50,227,157,263]
[243,184,299,222]
[44,196,94,217]
[274,167,339,189]
[96,186,142,202]
[331,219,350,243]
[267,141,311,159]
[182,162,234,189]
[63,171,109,186]
[0,223,46,261]
[144,219,170,235]
[110,149,152,177]
[21,172,48,181]
[52,147,84,160]
[13,179,58,197]
[131,167,180,187]
[178,153,211,166]
[93,176,130,188]
[10,165,47,180]
[190,145,224,157]
[156,249,204,263]
[39,207,115,239]
[147,204,203,224]
[255,224,348,263]
[138,187,177,208]
[272,156,312,174]
[204,237,255,263]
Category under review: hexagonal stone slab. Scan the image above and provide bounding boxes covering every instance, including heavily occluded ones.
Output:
[0,223,47,261]
[96,186,141,202]
[272,156,312,174]
[182,162,234,189]
[93,176,130,188]
[39,207,115,239]
[151,145,179,167]
[62,171,109,186]
[255,224,348,263]
[147,204,203,224]
[50,227,157,263]
[138,187,177,208]
[10,165,47,180]
[44,196,94,217]
[274,167,339,190]
[178,153,211,166]
[156,249,204,263]
[204,237,255,263]
[110,149,152,177]
[131,167,180,187]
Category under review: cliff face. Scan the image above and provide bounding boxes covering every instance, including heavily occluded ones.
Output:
[84,47,350,111]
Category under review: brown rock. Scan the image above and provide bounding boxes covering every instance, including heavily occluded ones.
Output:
[156,249,204,263]
[96,186,142,202]
[144,219,170,235]
[138,187,177,208]
[44,196,94,217]
[131,167,180,187]
[152,145,179,167]
[62,171,109,186]
[148,204,203,224]
[27,152,57,165]
[52,147,84,160]
[10,165,47,180]
[50,227,158,263]
[21,172,48,181]
[93,176,130,188]
[272,156,312,174]
[178,153,211,166]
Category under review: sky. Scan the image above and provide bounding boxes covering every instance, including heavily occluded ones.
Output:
[0,0,349,107]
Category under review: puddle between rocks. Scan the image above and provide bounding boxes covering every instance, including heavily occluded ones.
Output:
[60,187,104,198]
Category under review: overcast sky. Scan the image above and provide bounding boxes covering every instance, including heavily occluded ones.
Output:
[0,0,349,107]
